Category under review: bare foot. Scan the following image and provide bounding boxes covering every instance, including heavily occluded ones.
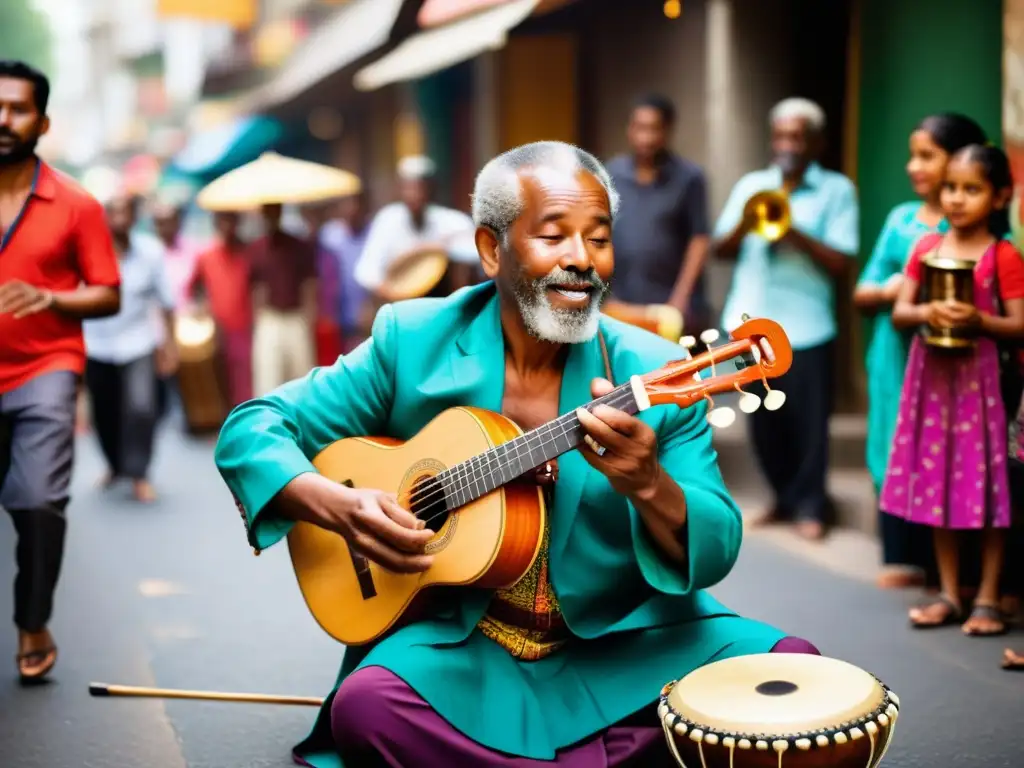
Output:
[95,471,117,489]
[750,506,787,527]
[876,567,925,590]
[1002,648,1024,670]
[795,520,825,541]
[17,628,57,683]
[132,480,157,503]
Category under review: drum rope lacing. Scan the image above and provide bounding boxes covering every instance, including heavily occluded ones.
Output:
[657,676,900,768]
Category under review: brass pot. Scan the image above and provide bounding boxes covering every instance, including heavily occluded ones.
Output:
[919,256,976,349]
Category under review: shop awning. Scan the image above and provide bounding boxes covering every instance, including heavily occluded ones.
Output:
[354,0,539,92]
[242,0,405,111]
[168,115,283,179]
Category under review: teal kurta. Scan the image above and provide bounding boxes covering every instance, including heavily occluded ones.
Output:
[857,202,945,490]
[215,283,787,768]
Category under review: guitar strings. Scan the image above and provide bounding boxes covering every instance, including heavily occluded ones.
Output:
[397,387,637,519]
[393,342,761,525]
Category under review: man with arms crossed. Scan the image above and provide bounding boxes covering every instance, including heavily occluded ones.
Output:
[0,60,120,682]
[216,141,818,767]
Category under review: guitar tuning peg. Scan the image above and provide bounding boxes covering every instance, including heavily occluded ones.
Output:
[679,335,697,349]
[763,389,787,411]
[738,392,762,413]
[707,406,736,429]
[699,328,720,345]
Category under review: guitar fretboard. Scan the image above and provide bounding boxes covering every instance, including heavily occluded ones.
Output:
[435,382,639,510]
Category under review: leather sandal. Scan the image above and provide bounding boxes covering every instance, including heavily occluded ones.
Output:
[962,604,1007,637]
[17,645,57,685]
[909,593,962,628]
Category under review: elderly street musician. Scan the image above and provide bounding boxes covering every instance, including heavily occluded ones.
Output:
[215,141,819,768]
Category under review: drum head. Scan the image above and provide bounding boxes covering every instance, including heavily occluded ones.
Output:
[176,315,217,362]
[385,251,449,301]
[667,654,884,735]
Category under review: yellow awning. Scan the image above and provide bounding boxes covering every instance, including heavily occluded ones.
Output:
[354,0,539,92]
[242,0,404,111]
[157,0,256,29]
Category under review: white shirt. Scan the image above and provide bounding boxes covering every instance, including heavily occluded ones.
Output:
[354,202,478,291]
[84,232,176,364]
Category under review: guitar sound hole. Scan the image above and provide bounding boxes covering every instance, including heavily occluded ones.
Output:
[410,475,449,533]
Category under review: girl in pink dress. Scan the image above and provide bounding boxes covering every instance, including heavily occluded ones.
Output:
[881,145,1024,636]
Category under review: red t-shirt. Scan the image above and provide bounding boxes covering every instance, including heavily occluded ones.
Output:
[188,242,253,333]
[0,162,121,394]
[905,233,1024,301]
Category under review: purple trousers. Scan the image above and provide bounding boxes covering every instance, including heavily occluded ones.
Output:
[320,636,819,767]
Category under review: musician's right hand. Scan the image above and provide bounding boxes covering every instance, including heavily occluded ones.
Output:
[281,474,435,573]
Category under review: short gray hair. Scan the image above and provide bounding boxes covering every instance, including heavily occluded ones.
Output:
[471,141,620,241]
[770,98,826,134]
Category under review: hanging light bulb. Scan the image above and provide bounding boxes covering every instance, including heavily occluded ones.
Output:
[664,0,682,19]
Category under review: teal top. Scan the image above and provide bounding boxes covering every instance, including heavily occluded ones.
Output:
[214,283,786,767]
[857,202,946,490]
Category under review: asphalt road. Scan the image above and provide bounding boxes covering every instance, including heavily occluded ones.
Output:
[1,428,1021,767]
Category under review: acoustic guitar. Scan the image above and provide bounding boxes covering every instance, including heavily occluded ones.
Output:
[287,317,793,645]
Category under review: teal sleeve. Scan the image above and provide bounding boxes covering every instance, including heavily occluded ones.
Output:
[858,205,911,287]
[214,305,398,551]
[628,401,743,596]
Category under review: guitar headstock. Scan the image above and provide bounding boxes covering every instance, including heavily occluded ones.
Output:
[638,316,792,428]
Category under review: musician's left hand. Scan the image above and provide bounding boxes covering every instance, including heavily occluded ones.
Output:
[576,378,661,501]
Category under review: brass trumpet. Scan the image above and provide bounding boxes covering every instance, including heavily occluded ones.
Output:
[744,189,791,242]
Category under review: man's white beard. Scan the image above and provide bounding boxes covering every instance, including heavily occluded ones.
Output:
[512,268,607,344]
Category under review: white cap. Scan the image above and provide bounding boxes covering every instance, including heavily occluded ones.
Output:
[397,155,436,180]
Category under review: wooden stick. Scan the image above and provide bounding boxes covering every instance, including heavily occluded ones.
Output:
[89,682,324,707]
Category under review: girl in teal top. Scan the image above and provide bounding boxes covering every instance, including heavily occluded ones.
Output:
[854,113,986,589]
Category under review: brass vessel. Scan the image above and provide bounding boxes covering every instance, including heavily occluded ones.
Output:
[744,189,791,242]
[919,256,976,349]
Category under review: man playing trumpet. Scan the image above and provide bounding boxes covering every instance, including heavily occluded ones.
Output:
[714,98,860,540]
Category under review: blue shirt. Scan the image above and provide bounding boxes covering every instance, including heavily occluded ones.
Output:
[84,232,175,364]
[715,162,859,349]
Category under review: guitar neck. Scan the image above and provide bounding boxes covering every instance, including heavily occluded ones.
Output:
[438,382,640,510]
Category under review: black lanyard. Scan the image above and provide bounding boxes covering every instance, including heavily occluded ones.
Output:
[0,160,41,253]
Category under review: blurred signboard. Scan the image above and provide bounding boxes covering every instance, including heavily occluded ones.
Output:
[156,0,257,29]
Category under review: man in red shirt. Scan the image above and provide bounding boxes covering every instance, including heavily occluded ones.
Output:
[188,211,253,406]
[0,61,120,683]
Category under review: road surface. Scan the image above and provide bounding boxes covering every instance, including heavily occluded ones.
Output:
[1,429,1021,767]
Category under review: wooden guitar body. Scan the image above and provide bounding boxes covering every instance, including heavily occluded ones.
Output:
[287,407,546,646]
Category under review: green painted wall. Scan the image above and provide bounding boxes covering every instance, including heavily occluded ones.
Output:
[857,0,1003,272]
